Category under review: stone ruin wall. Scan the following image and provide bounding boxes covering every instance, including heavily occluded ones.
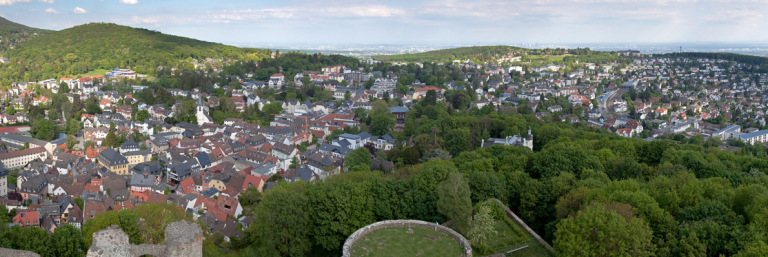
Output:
[341,219,473,257]
[86,220,203,257]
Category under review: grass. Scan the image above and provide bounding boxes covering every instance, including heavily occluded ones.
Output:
[73,68,109,78]
[506,240,556,257]
[350,227,465,257]
[487,219,531,249]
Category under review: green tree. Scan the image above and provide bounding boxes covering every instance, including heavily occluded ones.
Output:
[118,210,142,245]
[134,110,149,121]
[65,135,78,151]
[345,147,372,172]
[103,122,117,148]
[6,105,15,115]
[554,202,654,256]
[32,119,54,140]
[250,190,312,257]
[466,204,497,252]
[445,128,470,156]
[369,100,394,136]
[52,224,86,257]
[422,90,437,106]
[133,202,190,244]
[436,172,472,232]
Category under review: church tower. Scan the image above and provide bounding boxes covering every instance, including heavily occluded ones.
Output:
[196,96,212,125]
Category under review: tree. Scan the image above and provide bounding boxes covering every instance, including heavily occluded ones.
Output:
[32,119,54,140]
[554,202,654,256]
[238,186,262,209]
[52,224,86,257]
[133,202,190,244]
[445,128,470,156]
[289,156,298,169]
[103,122,117,148]
[85,102,102,114]
[369,100,394,136]
[422,90,437,106]
[436,172,472,232]
[345,147,371,172]
[466,204,498,252]
[6,105,15,115]
[66,135,78,151]
[134,110,149,121]
[249,190,312,257]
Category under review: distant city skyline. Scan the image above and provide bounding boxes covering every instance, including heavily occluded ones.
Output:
[2,0,768,45]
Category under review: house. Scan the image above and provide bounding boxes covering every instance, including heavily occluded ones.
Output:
[97,148,130,175]
[617,128,634,137]
[13,210,39,227]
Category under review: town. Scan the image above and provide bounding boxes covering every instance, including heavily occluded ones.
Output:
[1,46,768,256]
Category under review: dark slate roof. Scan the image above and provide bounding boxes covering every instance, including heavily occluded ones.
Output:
[131,161,163,176]
[194,152,211,168]
[98,148,128,166]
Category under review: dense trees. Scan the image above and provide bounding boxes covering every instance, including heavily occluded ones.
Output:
[436,172,472,232]
[555,203,654,256]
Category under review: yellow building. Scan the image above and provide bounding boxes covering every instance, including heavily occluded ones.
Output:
[97,148,130,175]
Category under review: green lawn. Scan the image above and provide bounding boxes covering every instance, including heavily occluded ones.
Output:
[487,219,531,249]
[350,227,465,257]
[74,69,109,78]
[506,240,556,257]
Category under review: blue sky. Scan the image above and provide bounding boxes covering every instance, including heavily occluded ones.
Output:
[0,0,766,45]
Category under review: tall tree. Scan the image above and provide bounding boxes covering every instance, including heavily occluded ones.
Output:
[250,190,312,257]
[436,172,472,232]
[554,202,654,256]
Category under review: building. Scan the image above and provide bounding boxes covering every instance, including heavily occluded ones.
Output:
[712,125,742,141]
[0,147,48,169]
[106,68,137,79]
[119,140,140,153]
[390,106,408,124]
[0,134,52,153]
[196,96,213,125]
[97,148,130,175]
[739,130,768,145]
[0,169,7,197]
[123,150,152,166]
[480,130,533,150]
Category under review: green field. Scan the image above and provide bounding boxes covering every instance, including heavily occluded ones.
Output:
[487,219,531,249]
[74,69,109,78]
[350,227,465,257]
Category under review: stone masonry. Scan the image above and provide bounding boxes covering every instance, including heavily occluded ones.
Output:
[0,248,40,257]
[86,220,203,257]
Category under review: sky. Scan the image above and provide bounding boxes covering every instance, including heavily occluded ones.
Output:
[0,0,767,45]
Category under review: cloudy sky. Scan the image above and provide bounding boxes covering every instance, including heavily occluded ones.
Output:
[0,0,766,45]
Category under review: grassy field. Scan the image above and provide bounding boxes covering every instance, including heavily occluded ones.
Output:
[487,219,531,249]
[73,68,109,78]
[350,227,465,257]
[506,240,556,257]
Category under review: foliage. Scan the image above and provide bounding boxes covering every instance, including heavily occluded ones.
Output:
[554,202,654,256]
[467,205,498,252]
[249,189,313,257]
[436,172,473,232]
[345,147,372,172]
[373,45,523,63]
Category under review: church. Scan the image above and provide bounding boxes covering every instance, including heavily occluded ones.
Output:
[196,97,213,125]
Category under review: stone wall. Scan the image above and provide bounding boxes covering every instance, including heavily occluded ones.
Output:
[487,198,554,251]
[0,248,40,257]
[342,219,472,257]
[86,220,203,257]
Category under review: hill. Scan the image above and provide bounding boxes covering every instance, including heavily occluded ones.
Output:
[0,22,269,83]
[373,45,525,63]
[0,17,50,52]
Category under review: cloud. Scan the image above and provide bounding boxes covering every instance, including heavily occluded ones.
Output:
[119,0,138,4]
[44,8,58,14]
[203,5,406,23]
[38,0,53,3]
[73,7,87,14]
[0,0,30,6]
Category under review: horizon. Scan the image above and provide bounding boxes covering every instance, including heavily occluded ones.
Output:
[2,0,768,46]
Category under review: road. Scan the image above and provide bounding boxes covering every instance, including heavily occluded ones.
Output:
[598,88,628,120]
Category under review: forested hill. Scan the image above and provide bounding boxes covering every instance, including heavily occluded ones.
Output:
[655,52,768,70]
[0,22,269,83]
[0,17,50,52]
[372,45,525,63]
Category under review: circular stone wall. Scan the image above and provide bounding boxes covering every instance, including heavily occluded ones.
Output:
[342,220,472,257]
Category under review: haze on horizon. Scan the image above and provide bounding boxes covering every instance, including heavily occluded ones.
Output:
[0,0,766,46]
